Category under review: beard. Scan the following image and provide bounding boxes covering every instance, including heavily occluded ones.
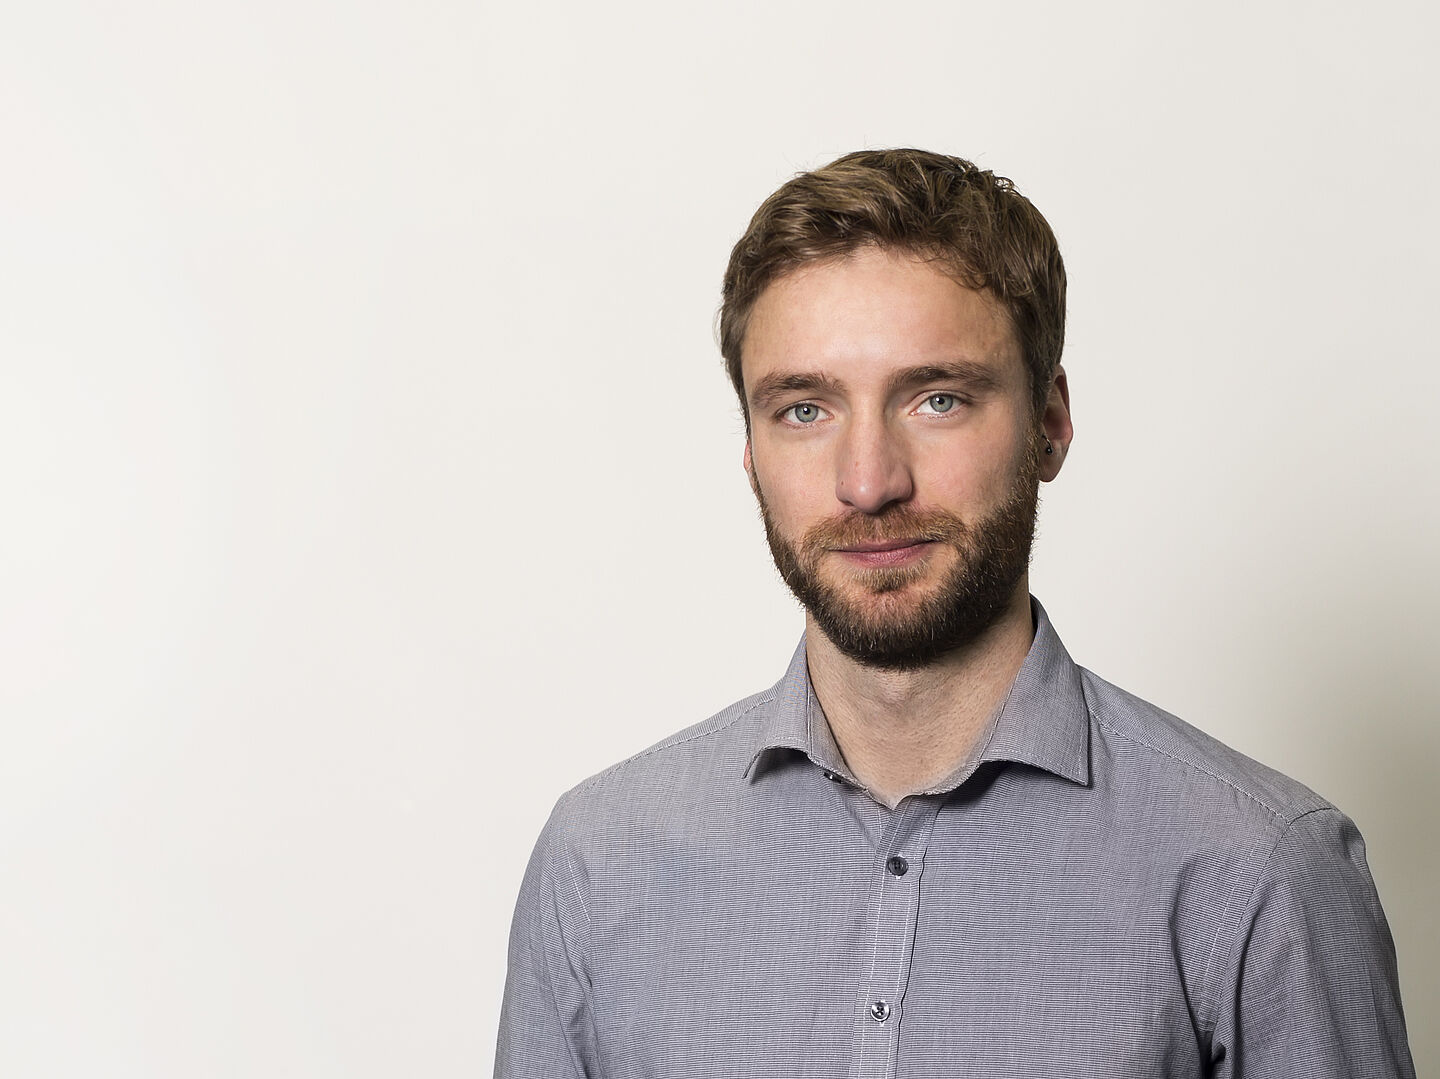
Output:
[755,452,1040,672]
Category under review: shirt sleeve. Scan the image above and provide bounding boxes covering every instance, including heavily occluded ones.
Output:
[1209,807,1415,1078]
[494,804,598,1079]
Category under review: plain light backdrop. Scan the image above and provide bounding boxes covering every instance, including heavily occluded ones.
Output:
[2,1,1436,1075]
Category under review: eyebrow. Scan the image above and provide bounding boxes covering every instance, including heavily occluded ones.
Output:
[748,371,845,410]
[884,361,1003,398]
[748,360,1003,411]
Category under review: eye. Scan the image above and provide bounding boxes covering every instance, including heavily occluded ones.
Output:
[916,393,961,415]
[782,402,827,425]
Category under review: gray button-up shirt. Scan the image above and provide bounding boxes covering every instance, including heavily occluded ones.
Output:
[496,602,1413,1077]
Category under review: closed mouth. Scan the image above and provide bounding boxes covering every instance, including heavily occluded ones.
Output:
[834,539,932,553]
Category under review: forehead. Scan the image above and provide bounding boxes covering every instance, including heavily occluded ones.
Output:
[741,248,1022,393]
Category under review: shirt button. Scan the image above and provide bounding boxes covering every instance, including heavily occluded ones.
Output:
[869,1000,891,1023]
[821,770,843,783]
[886,856,909,877]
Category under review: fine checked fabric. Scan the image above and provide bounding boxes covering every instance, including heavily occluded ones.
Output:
[496,601,1414,1079]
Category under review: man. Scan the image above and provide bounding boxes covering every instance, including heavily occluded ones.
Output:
[496,149,1414,1077]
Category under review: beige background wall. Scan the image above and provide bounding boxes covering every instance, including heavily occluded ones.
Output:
[2,1,1435,1074]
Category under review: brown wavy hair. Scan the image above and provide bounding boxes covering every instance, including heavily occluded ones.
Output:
[719,148,1066,422]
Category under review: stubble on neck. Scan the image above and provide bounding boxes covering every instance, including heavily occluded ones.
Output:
[805,582,1036,808]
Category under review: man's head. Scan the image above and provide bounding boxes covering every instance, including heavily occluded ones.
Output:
[720,148,1066,424]
[726,151,1073,670]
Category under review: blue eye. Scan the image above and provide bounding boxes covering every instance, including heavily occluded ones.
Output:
[785,403,823,424]
[921,394,958,414]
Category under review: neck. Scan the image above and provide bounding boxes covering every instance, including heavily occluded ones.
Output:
[805,585,1036,808]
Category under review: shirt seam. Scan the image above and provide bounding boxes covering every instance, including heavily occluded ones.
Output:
[547,828,595,1079]
[1087,705,1301,1048]
[544,692,777,1076]
[568,693,778,795]
[1092,713,1288,818]
[555,821,595,937]
[1197,805,1342,1039]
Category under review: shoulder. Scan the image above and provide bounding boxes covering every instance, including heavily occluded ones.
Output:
[1079,667,1334,827]
[1073,668,1401,1037]
[545,686,778,837]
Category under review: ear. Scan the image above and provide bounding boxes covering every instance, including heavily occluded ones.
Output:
[743,440,759,494]
[1038,365,1073,483]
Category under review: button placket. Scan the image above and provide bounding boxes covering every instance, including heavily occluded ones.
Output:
[851,799,940,1079]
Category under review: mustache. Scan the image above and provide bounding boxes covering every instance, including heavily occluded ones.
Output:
[802,507,969,551]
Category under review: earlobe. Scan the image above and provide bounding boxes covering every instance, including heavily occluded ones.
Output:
[1039,366,1074,483]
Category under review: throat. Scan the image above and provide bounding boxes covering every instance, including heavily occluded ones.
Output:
[804,593,1034,804]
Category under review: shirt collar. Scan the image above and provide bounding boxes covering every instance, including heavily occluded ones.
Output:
[744,597,1091,789]
[976,598,1091,786]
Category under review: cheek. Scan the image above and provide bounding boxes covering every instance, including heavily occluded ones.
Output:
[918,431,1031,505]
[761,474,827,530]
[751,446,833,524]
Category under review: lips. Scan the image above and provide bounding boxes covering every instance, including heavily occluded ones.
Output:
[835,539,931,553]
[831,539,937,568]
[802,507,967,566]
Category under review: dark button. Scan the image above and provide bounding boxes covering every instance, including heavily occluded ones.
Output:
[821,769,843,783]
[869,1000,891,1022]
[886,856,909,877]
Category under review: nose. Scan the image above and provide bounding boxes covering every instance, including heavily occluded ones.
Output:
[835,417,914,514]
